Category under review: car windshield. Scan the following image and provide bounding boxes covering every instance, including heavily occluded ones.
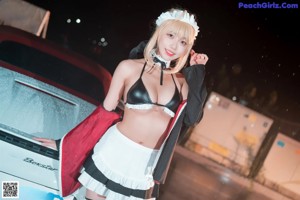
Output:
[0,41,104,102]
[0,40,102,143]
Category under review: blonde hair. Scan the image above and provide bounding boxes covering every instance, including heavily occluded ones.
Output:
[144,12,197,74]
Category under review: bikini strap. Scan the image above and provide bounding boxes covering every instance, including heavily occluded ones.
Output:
[171,74,179,92]
[139,62,147,78]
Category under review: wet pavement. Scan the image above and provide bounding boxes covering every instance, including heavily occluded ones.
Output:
[158,146,294,200]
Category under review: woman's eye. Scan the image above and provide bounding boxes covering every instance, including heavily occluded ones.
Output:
[181,41,187,46]
[167,33,174,38]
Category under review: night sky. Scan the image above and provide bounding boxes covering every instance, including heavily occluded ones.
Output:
[25,0,300,124]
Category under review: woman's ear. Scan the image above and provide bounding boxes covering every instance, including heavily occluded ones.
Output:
[187,49,194,63]
[190,49,195,55]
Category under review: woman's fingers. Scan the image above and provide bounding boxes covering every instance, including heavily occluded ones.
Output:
[34,137,50,142]
[190,52,209,65]
[33,137,57,150]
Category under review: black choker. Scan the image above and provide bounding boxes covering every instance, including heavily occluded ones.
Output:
[151,51,171,85]
[151,50,170,68]
[153,55,167,69]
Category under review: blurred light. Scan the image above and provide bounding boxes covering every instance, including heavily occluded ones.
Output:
[220,171,231,184]
[66,19,71,23]
[249,114,257,122]
[277,140,285,147]
[239,99,247,106]
[209,94,220,104]
[76,18,81,23]
[96,37,109,47]
[207,103,213,109]
[232,96,237,101]
[103,41,108,46]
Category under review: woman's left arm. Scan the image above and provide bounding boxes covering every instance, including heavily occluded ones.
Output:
[178,51,208,143]
[182,50,209,126]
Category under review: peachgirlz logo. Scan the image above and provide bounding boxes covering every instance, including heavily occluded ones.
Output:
[238,2,299,9]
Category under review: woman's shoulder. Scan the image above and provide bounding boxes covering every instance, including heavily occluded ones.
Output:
[115,59,145,75]
[118,58,144,67]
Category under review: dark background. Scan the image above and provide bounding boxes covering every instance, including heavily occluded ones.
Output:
[25,0,300,124]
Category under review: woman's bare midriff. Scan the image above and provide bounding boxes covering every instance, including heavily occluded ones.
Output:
[116,107,172,149]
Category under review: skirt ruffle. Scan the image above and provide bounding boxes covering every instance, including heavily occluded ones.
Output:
[78,124,159,200]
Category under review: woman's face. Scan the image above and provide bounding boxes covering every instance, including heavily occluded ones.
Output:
[157,30,188,61]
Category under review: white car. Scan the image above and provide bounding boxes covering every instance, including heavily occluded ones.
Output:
[0,25,112,200]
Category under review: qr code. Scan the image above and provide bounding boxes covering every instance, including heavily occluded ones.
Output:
[2,181,19,198]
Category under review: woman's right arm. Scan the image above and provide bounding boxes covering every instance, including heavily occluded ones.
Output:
[102,60,130,111]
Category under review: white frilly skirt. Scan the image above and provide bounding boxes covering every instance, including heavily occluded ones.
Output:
[78,124,159,200]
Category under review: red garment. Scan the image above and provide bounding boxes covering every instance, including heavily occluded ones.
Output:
[58,105,121,197]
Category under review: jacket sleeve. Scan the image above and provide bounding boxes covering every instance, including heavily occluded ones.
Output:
[182,64,207,126]
[128,40,148,59]
[178,65,207,143]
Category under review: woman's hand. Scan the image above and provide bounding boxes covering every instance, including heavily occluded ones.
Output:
[33,137,57,150]
[189,50,209,66]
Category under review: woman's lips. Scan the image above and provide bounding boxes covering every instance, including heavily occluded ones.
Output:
[165,49,174,57]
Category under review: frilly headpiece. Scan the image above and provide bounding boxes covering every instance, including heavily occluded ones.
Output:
[156,9,199,37]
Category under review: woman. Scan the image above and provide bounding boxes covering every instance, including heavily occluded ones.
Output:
[36,8,208,200]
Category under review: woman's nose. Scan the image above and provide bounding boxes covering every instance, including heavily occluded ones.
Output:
[170,41,178,50]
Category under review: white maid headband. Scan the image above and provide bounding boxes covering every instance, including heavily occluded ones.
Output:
[155,9,199,37]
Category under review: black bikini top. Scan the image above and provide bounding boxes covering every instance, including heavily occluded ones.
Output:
[125,62,181,117]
